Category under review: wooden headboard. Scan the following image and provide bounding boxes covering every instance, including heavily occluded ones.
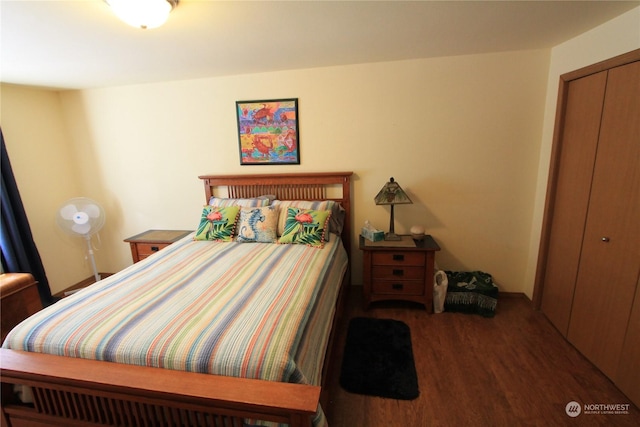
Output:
[198,172,353,254]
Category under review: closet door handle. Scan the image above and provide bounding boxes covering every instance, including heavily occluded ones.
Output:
[601,237,610,242]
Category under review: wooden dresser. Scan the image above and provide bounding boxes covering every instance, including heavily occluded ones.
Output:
[0,273,42,342]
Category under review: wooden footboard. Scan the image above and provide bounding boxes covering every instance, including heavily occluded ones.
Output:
[0,273,349,427]
[0,269,349,427]
[0,349,319,427]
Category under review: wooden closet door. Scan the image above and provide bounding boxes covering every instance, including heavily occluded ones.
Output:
[539,72,607,336]
[566,60,640,379]
[616,274,640,407]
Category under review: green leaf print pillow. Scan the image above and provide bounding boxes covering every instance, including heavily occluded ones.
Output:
[194,205,240,242]
[278,208,331,248]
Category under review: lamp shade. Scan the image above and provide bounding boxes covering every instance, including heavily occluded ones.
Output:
[107,0,178,29]
[374,177,412,205]
[374,177,412,241]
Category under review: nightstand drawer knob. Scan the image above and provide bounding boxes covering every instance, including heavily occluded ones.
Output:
[392,269,404,276]
[151,246,160,252]
[392,254,404,261]
[392,283,404,290]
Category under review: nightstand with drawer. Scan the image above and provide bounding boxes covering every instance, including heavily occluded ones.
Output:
[124,229,192,263]
[360,234,440,312]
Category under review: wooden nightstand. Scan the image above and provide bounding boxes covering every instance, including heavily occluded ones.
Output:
[124,229,192,263]
[360,234,440,312]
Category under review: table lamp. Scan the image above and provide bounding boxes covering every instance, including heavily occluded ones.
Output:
[374,177,412,241]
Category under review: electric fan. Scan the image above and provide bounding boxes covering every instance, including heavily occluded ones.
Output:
[56,197,106,282]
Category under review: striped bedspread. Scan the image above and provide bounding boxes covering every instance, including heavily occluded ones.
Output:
[3,234,348,391]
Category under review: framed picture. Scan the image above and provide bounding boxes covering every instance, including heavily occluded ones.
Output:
[236,98,299,165]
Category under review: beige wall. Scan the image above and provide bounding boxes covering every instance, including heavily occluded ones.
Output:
[1,6,637,297]
[0,84,90,288]
[3,48,549,295]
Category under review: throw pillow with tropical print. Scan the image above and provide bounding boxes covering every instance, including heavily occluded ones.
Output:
[194,205,240,242]
[278,208,331,248]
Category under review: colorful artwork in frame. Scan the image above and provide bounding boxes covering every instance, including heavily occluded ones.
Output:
[236,98,300,165]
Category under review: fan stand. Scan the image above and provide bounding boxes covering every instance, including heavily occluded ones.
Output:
[84,235,101,282]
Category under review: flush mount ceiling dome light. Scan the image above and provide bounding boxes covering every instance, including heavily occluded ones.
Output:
[106,0,178,29]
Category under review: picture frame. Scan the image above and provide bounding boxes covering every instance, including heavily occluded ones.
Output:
[236,98,300,165]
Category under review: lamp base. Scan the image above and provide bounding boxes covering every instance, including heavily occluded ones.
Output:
[384,232,402,241]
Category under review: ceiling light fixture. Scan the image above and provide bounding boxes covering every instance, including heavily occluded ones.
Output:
[106,0,178,30]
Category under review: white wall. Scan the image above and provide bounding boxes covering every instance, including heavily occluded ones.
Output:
[525,6,640,298]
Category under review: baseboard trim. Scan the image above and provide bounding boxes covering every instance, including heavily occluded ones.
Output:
[53,272,114,299]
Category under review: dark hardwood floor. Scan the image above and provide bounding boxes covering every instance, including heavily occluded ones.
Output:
[324,288,640,426]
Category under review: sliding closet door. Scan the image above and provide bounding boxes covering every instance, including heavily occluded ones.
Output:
[566,61,640,379]
[539,72,607,336]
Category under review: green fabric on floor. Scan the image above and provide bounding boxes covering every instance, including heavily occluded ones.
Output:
[444,271,499,317]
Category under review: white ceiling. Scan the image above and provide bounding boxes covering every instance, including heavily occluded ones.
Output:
[1,0,638,90]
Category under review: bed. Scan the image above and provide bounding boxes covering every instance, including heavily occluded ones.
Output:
[0,172,353,427]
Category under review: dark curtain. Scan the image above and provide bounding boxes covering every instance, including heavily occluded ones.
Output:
[1,128,54,306]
